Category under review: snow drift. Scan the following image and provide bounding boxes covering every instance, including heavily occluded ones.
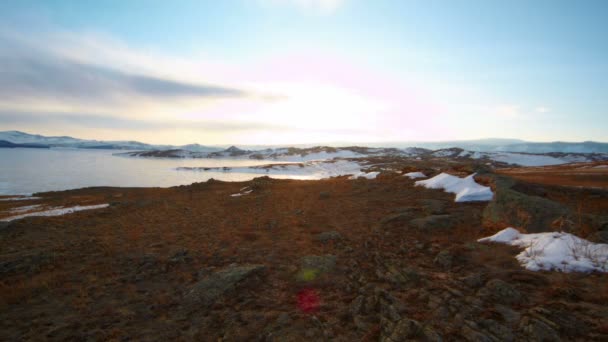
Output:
[1,204,110,222]
[404,172,426,179]
[478,227,608,273]
[415,173,493,202]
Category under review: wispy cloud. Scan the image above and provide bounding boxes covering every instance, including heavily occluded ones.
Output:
[0,33,247,105]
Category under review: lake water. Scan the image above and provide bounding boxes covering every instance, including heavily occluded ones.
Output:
[0,148,305,195]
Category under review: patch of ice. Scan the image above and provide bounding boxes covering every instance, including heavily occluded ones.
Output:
[404,172,426,179]
[593,165,608,169]
[1,204,110,222]
[478,227,608,273]
[415,173,493,202]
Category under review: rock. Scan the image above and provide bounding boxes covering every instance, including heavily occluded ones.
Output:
[410,215,456,230]
[479,319,514,341]
[462,273,485,288]
[381,317,442,342]
[183,264,266,309]
[417,199,447,215]
[596,230,608,243]
[528,307,586,337]
[168,249,192,264]
[433,250,453,268]
[381,265,422,287]
[483,176,571,233]
[314,231,342,243]
[0,221,9,229]
[300,255,337,273]
[381,210,417,226]
[494,304,521,325]
[520,317,561,341]
[319,191,331,199]
[478,279,522,305]
[461,324,494,342]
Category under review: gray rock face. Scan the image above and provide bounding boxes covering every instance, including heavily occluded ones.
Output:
[0,221,9,229]
[477,279,523,305]
[183,264,266,309]
[300,255,337,273]
[314,231,342,243]
[410,215,456,230]
[318,191,331,199]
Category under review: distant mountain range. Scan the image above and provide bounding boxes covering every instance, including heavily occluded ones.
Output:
[0,130,607,153]
[0,131,221,152]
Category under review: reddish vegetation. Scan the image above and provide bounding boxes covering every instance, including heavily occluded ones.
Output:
[497,162,608,189]
[0,164,607,340]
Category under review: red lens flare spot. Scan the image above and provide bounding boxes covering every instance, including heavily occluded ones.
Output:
[297,288,320,313]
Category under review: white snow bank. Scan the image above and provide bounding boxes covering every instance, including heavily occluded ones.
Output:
[231,187,253,197]
[404,172,426,179]
[349,171,379,180]
[478,227,608,273]
[415,173,493,202]
[1,204,110,222]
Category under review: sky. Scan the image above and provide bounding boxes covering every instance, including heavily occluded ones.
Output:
[0,0,606,145]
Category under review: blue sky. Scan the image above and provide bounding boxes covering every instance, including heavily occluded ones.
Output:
[0,0,606,144]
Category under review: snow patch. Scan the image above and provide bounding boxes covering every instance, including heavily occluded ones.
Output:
[231,187,253,197]
[348,171,379,180]
[415,173,493,202]
[403,172,426,179]
[1,204,110,222]
[478,227,608,273]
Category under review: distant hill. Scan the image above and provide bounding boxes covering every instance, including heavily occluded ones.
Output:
[0,131,221,152]
[1,131,606,153]
[0,140,50,149]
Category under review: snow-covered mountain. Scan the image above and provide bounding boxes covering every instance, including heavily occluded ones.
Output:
[0,131,221,151]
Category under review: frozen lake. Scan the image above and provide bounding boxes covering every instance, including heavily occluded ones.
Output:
[0,148,309,195]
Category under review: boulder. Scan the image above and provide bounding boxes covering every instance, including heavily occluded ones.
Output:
[183,264,266,309]
[483,176,571,233]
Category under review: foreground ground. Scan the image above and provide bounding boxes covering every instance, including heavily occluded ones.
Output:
[1,163,607,341]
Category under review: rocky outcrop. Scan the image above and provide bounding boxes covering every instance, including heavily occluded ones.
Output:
[483,176,571,232]
[183,264,266,310]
